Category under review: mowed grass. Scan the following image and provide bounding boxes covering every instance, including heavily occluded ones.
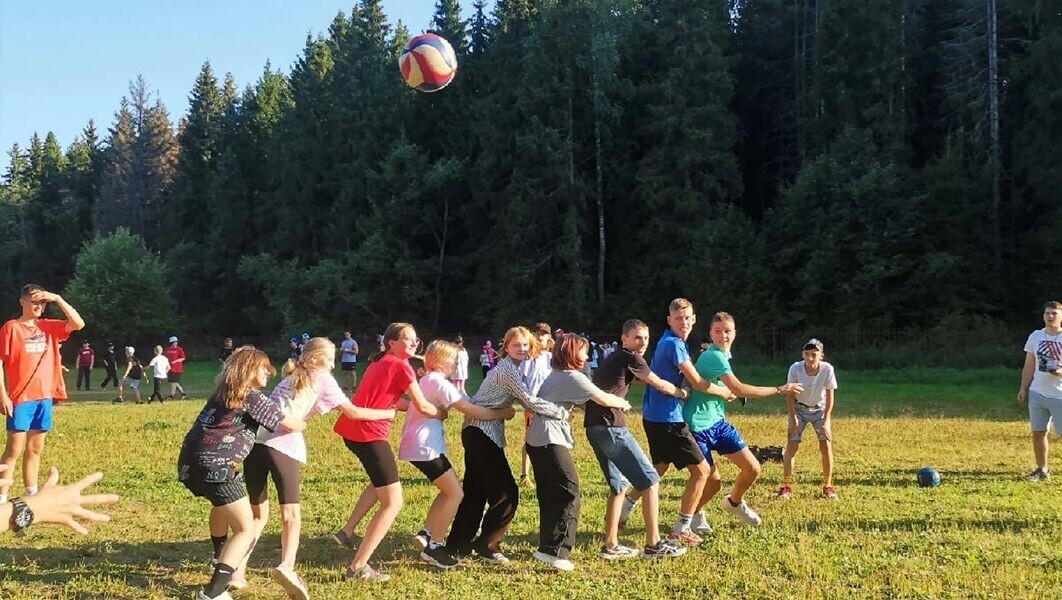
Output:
[3,362,1062,599]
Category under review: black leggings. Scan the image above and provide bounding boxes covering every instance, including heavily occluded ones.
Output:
[448,427,519,555]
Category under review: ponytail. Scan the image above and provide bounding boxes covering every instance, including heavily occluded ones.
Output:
[369,322,414,363]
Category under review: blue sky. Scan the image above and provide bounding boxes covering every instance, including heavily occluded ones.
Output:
[0,1,490,155]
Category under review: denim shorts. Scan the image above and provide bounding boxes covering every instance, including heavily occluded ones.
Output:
[585,425,660,495]
[691,420,746,467]
[790,404,829,442]
[1029,391,1062,433]
[7,398,53,432]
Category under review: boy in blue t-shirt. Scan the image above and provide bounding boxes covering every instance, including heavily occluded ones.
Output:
[684,312,802,526]
[621,299,733,546]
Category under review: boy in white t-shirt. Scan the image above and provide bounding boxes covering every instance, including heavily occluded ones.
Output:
[1017,301,1062,481]
[778,339,838,500]
[147,345,170,404]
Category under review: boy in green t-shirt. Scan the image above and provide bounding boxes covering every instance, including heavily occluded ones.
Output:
[684,312,802,526]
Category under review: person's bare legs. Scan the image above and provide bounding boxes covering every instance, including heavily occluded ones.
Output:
[695,465,723,513]
[782,440,800,486]
[424,470,463,545]
[723,448,761,503]
[278,503,301,569]
[679,460,709,515]
[22,431,47,490]
[0,431,26,499]
[819,440,833,487]
[349,483,402,570]
[1033,431,1049,471]
[340,484,379,538]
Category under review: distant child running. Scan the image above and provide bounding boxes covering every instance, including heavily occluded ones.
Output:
[778,338,838,499]
[147,345,170,404]
[178,346,306,600]
[399,340,515,569]
[115,347,144,404]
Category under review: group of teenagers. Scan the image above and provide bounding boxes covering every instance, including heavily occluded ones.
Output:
[177,297,840,600]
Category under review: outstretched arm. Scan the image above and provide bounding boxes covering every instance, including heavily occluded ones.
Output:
[498,365,568,419]
[0,466,118,535]
[719,372,802,399]
[677,361,734,399]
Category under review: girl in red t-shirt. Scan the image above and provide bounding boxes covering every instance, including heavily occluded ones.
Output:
[332,322,442,582]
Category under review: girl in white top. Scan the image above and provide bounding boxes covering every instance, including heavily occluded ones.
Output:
[399,340,514,568]
[240,338,395,599]
[451,336,470,394]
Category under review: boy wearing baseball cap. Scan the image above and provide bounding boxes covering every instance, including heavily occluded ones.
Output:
[778,338,839,500]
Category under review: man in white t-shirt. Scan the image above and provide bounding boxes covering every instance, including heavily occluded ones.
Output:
[1017,301,1062,481]
[778,338,838,500]
[339,331,359,392]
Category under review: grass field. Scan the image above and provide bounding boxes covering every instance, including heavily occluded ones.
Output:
[2,361,1061,599]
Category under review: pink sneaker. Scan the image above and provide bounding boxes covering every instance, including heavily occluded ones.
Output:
[777,485,792,499]
[666,528,703,546]
[822,486,838,500]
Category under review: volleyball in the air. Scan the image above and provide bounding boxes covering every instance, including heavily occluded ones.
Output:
[399,33,458,93]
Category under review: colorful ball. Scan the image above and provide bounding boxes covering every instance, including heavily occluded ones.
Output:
[917,467,941,488]
[399,33,458,93]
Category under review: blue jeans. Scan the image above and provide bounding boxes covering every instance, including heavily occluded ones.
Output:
[585,426,659,495]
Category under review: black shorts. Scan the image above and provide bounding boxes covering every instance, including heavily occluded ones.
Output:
[180,471,247,507]
[168,372,182,383]
[244,444,302,505]
[643,421,706,470]
[341,362,357,372]
[411,455,453,482]
[344,439,399,487]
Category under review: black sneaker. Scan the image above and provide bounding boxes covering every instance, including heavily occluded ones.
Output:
[1024,467,1050,481]
[181,393,188,400]
[420,544,459,569]
[642,539,687,559]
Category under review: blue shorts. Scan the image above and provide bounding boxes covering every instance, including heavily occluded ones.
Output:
[7,398,54,432]
[691,420,746,467]
[585,425,660,495]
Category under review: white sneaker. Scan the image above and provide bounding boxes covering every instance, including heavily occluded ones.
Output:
[532,551,576,572]
[720,495,762,526]
[271,565,310,600]
[690,512,713,535]
[196,591,233,600]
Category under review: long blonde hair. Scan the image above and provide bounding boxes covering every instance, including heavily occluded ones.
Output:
[282,337,335,400]
[214,346,275,410]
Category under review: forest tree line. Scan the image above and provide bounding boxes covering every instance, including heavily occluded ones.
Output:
[1,0,1058,344]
